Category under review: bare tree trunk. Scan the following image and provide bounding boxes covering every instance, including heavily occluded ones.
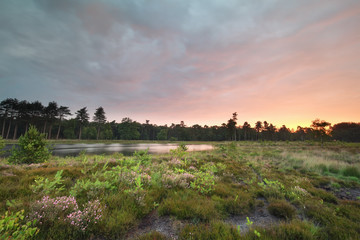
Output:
[12,123,18,140]
[43,121,47,134]
[1,119,5,138]
[56,122,62,140]
[6,119,11,139]
[48,124,52,139]
[97,126,100,140]
[25,123,29,133]
[79,126,82,140]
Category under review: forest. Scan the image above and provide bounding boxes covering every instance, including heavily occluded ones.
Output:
[1,98,360,142]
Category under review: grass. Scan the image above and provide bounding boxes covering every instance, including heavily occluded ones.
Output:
[0,141,360,239]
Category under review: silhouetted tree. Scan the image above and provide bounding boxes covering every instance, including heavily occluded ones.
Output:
[226,112,237,141]
[28,101,44,131]
[295,126,306,141]
[266,123,277,141]
[242,122,251,140]
[255,121,262,140]
[331,122,360,142]
[157,128,168,140]
[277,125,291,141]
[56,106,72,140]
[44,101,59,139]
[75,107,89,140]
[93,106,106,140]
[17,100,31,138]
[117,117,140,140]
[11,100,23,139]
[4,98,19,139]
[311,119,331,144]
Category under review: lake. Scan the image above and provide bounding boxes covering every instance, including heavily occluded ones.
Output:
[2,143,214,157]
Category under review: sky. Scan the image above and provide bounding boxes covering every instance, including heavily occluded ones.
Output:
[1,0,359,130]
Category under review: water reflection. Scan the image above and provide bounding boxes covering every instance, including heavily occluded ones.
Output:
[51,143,213,156]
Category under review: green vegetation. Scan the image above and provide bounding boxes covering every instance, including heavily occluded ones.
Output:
[2,98,360,142]
[0,136,5,155]
[0,209,39,239]
[1,141,360,239]
[8,125,51,164]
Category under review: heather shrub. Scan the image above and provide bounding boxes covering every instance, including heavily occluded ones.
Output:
[158,190,218,221]
[136,231,168,240]
[179,221,240,240]
[219,192,254,216]
[261,220,316,240]
[161,170,194,189]
[29,196,103,232]
[268,199,296,220]
[308,188,338,204]
[99,193,139,238]
[9,125,51,164]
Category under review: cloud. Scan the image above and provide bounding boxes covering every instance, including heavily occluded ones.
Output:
[0,0,359,128]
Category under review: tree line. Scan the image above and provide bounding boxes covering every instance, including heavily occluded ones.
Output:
[1,98,359,142]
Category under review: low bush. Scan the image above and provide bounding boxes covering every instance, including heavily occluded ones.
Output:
[98,208,137,238]
[328,164,340,174]
[9,126,51,164]
[268,200,296,220]
[257,220,316,240]
[0,136,5,155]
[190,171,215,195]
[258,178,285,200]
[316,164,328,174]
[30,170,65,195]
[158,190,219,222]
[308,188,338,204]
[29,195,104,238]
[305,202,360,239]
[342,166,360,178]
[179,221,241,240]
[213,192,254,216]
[0,209,39,239]
[136,231,168,240]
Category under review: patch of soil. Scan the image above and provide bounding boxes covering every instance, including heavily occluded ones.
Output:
[225,198,279,234]
[321,185,360,201]
[125,210,184,240]
[333,188,360,201]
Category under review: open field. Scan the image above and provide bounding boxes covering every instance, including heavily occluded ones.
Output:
[1,141,360,239]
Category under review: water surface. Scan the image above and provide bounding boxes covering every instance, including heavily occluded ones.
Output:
[50,143,213,156]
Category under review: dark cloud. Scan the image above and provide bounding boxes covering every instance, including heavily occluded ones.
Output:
[0,0,359,127]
